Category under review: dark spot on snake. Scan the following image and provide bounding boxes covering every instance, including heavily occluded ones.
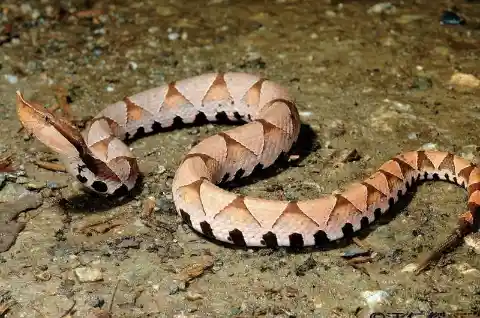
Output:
[461,181,466,188]
[405,180,411,189]
[262,231,278,248]
[91,180,108,193]
[230,100,234,105]
[76,174,87,183]
[247,114,252,121]
[220,173,230,184]
[125,132,131,140]
[200,221,214,238]
[432,173,440,180]
[444,173,450,181]
[180,209,192,227]
[388,197,395,206]
[251,163,265,175]
[151,121,162,131]
[313,230,329,246]
[112,184,128,197]
[452,176,458,184]
[341,223,354,238]
[133,126,146,139]
[194,112,208,124]
[360,216,369,230]
[215,111,229,122]
[228,229,247,247]
[234,169,245,180]
[423,171,429,179]
[397,189,403,197]
[173,116,184,127]
[233,111,242,121]
[288,233,304,248]
[374,208,382,219]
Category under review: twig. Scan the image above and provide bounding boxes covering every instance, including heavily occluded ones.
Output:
[0,155,14,172]
[34,161,67,172]
[414,218,473,275]
[108,279,119,312]
[352,237,372,251]
[58,300,76,318]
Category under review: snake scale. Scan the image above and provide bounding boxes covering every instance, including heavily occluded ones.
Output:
[15,72,479,261]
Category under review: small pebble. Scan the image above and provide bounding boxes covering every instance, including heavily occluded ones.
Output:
[157,165,166,175]
[92,47,103,57]
[401,263,418,273]
[367,2,396,15]
[362,290,390,308]
[419,143,438,151]
[395,14,424,24]
[25,182,46,190]
[454,263,480,277]
[87,295,105,308]
[410,76,433,90]
[185,292,203,301]
[4,75,18,84]
[46,181,61,189]
[325,10,336,17]
[168,30,180,41]
[74,267,103,282]
[116,237,141,249]
[299,111,313,117]
[106,85,114,92]
[449,72,479,90]
[440,10,466,25]
[341,248,370,259]
[128,61,138,70]
[407,132,418,140]
[465,233,480,254]
[15,176,29,184]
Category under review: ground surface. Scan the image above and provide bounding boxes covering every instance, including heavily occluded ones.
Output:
[1,0,480,317]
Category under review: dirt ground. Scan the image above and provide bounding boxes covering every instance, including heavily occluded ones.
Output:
[1,0,480,317]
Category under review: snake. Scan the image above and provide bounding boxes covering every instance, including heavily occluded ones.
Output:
[15,72,479,252]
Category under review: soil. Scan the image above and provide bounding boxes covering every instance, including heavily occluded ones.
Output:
[1,0,480,317]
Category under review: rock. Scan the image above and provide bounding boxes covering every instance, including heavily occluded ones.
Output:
[449,72,479,92]
[87,295,105,308]
[4,74,18,84]
[395,14,424,24]
[116,237,141,249]
[419,143,438,151]
[453,263,480,277]
[0,222,26,252]
[0,191,43,223]
[74,267,103,282]
[465,233,480,254]
[0,188,43,252]
[367,3,396,15]
[440,10,466,25]
[410,76,433,90]
[185,291,203,301]
[401,263,419,273]
[295,255,317,276]
[361,290,390,308]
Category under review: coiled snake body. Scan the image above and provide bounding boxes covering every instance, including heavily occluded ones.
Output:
[15,72,479,270]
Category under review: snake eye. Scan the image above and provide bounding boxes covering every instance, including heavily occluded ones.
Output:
[91,180,108,193]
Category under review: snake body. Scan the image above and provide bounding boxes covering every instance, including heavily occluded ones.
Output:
[16,72,480,248]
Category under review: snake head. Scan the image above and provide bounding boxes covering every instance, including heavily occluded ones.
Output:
[16,91,89,158]
[16,91,137,196]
